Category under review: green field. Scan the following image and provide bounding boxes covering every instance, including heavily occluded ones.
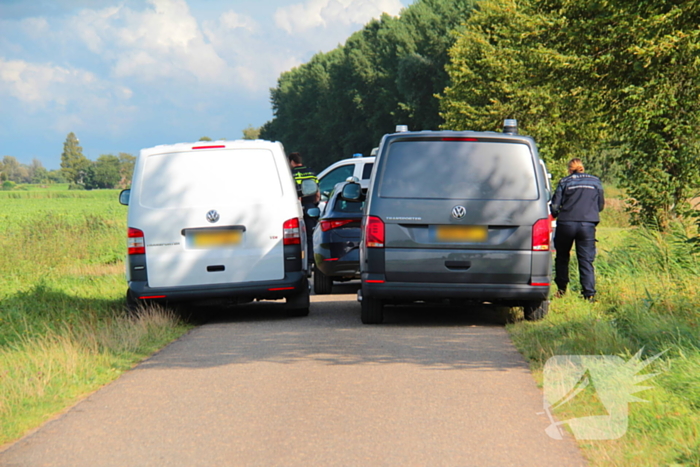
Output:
[0,186,190,446]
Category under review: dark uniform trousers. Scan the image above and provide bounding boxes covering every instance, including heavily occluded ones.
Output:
[554,221,597,297]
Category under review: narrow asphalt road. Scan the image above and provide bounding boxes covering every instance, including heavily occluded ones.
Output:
[0,283,587,466]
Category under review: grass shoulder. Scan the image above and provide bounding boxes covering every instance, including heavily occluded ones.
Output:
[0,189,190,447]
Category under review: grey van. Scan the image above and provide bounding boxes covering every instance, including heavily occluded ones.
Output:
[357,122,553,324]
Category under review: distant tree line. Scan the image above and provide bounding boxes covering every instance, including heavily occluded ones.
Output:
[60,132,135,190]
[262,0,700,230]
[0,156,65,186]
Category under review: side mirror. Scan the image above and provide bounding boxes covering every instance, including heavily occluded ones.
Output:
[300,179,318,197]
[119,189,130,206]
[306,207,320,218]
[341,182,362,201]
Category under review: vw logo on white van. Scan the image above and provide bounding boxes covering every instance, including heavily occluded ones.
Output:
[451,206,466,219]
[206,210,220,223]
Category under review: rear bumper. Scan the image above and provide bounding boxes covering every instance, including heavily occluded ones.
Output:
[315,259,361,279]
[361,275,549,303]
[128,271,308,303]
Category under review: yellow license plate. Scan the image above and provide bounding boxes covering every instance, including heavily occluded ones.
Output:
[193,230,242,247]
[436,225,487,242]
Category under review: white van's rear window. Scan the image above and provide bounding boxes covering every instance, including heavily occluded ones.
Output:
[139,149,283,209]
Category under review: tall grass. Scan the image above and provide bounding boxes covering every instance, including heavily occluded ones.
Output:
[509,218,700,465]
[0,188,189,446]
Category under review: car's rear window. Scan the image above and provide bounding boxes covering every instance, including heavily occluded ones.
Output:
[139,149,283,209]
[333,198,365,214]
[379,141,538,200]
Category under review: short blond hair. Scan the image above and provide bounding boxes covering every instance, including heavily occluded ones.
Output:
[568,158,585,173]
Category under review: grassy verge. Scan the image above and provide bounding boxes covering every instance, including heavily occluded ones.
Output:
[508,194,700,465]
[0,188,190,446]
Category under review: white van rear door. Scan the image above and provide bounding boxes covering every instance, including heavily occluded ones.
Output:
[135,147,292,288]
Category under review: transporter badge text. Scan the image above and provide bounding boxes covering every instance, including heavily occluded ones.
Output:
[386,217,422,221]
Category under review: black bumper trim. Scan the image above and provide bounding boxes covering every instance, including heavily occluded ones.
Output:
[361,275,549,302]
[129,272,307,303]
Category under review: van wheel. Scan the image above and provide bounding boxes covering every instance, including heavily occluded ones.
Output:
[361,296,384,324]
[524,300,549,321]
[286,279,310,317]
[313,268,333,294]
[125,289,139,316]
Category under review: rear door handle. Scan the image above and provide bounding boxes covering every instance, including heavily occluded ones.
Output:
[445,261,471,270]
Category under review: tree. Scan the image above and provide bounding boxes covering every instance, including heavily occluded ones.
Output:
[118,153,136,188]
[1,156,24,182]
[261,0,475,170]
[198,136,212,141]
[30,159,49,184]
[441,0,700,229]
[85,154,121,189]
[60,132,91,185]
[242,125,261,140]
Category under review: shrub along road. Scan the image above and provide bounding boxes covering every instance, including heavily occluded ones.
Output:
[0,285,586,466]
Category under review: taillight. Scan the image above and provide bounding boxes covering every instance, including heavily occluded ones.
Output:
[283,218,301,245]
[365,216,385,248]
[320,219,354,231]
[128,228,145,255]
[532,218,551,251]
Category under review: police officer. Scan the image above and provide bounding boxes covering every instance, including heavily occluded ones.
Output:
[288,152,319,265]
[550,158,605,301]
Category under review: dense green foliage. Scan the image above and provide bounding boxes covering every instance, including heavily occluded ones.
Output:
[441,0,700,228]
[260,0,475,170]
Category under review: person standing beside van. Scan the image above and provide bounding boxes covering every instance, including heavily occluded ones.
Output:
[550,158,605,301]
[289,152,319,264]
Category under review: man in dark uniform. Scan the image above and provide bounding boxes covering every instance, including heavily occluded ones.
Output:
[550,158,605,301]
[288,152,319,265]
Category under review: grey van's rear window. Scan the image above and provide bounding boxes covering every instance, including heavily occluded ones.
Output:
[379,141,538,200]
[140,149,283,209]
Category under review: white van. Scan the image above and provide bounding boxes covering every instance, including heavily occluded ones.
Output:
[119,140,313,316]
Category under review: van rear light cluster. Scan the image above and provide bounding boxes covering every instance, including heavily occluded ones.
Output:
[364,216,385,248]
[128,228,145,255]
[283,218,301,245]
[532,218,551,251]
[320,219,354,231]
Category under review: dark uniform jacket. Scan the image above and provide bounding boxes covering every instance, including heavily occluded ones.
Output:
[550,173,605,223]
[291,165,319,206]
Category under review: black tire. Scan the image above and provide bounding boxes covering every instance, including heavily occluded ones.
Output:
[524,300,549,321]
[125,289,139,316]
[361,296,384,324]
[313,268,333,294]
[286,278,310,317]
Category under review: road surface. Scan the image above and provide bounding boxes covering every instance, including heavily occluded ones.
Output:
[0,283,587,466]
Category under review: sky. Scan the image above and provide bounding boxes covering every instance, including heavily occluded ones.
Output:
[0,0,414,170]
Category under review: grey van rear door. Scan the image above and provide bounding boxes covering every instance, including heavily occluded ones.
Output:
[376,139,543,284]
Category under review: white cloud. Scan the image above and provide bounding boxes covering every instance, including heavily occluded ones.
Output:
[0,58,131,107]
[72,0,229,85]
[274,0,403,34]
[219,10,258,32]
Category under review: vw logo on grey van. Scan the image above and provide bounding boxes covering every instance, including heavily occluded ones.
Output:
[206,210,220,223]
[451,206,466,219]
